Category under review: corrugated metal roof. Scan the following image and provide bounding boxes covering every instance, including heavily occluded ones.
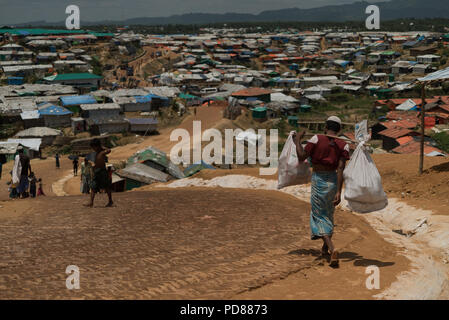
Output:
[44,73,102,81]
[396,136,414,145]
[80,103,120,111]
[378,127,413,139]
[231,87,272,97]
[126,118,158,125]
[392,140,445,156]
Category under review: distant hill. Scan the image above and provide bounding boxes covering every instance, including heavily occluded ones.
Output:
[15,0,449,26]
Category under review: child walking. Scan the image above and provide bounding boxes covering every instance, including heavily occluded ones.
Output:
[29,172,37,198]
[37,178,45,196]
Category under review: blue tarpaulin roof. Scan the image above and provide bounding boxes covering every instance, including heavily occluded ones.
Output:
[418,66,449,82]
[60,95,96,106]
[38,103,73,116]
[134,95,152,103]
[403,40,420,48]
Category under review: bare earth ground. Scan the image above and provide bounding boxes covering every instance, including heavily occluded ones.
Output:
[0,106,446,299]
[0,188,407,299]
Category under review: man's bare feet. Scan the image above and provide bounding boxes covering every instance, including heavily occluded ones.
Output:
[105,202,114,207]
[329,251,339,268]
[83,203,93,208]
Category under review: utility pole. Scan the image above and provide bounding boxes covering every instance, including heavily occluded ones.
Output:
[419,84,426,175]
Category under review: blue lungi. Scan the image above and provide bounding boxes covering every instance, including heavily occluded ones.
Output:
[17,175,29,194]
[310,171,338,240]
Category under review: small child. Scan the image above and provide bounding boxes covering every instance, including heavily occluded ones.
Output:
[8,180,18,199]
[37,178,45,196]
[29,172,37,198]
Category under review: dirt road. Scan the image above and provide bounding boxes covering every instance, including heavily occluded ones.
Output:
[0,187,407,299]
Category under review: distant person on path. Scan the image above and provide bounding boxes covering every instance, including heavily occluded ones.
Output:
[293,116,349,268]
[0,154,6,179]
[73,157,79,176]
[37,178,45,196]
[80,158,92,194]
[15,148,32,199]
[55,153,60,169]
[84,139,113,207]
[29,172,37,198]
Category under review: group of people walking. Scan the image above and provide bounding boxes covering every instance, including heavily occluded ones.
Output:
[10,147,44,199]
[70,139,114,207]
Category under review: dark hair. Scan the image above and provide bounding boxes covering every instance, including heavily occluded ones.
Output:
[90,138,101,148]
[18,148,24,154]
[326,120,341,133]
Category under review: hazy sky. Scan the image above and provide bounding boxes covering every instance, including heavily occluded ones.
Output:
[0,0,389,24]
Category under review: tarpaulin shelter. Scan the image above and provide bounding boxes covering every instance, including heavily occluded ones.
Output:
[60,95,96,113]
[127,146,185,179]
[117,163,170,190]
[183,161,215,177]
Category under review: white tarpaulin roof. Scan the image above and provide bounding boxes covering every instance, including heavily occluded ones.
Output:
[396,99,417,111]
[20,110,40,120]
[0,142,19,154]
[271,92,299,103]
[7,138,42,151]
[418,66,449,82]
[426,150,446,157]
[15,127,61,137]
[236,131,262,147]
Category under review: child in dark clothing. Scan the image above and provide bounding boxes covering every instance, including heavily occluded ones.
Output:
[37,178,45,196]
[29,172,37,198]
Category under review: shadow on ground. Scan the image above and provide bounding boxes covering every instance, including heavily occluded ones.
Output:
[289,249,395,268]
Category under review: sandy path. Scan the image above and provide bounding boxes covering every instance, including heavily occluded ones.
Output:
[158,174,449,299]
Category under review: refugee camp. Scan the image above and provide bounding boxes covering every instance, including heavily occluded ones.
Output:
[1,0,449,305]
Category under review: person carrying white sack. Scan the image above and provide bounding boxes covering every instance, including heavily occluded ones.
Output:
[343,120,388,213]
[293,116,350,268]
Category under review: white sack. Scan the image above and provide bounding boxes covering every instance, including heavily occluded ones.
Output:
[277,131,311,189]
[12,154,22,185]
[343,120,388,213]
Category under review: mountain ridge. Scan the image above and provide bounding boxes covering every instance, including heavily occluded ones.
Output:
[12,0,449,27]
